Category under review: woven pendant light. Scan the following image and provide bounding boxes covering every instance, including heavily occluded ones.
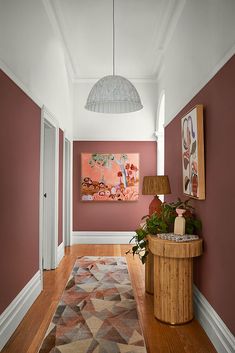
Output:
[85,0,143,114]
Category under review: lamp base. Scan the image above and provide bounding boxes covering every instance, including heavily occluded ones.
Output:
[149,195,162,216]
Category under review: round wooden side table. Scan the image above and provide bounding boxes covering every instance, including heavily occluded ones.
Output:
[147,235,203,325]
[145,247,154,294]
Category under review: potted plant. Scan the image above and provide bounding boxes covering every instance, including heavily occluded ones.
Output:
[127,198,202,264]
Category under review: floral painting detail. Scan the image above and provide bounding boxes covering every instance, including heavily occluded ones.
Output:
[81,153,139,201]
[181,105,205,199]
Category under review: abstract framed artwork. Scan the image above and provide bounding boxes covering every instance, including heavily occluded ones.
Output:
[81,153,139,201]
[181,104,205,199]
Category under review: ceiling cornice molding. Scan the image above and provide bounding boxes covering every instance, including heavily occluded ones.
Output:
[44,1,160,82]
[149,0,175,76]
[43,0,186,82]
[73,77,158,84]
[163,0,186,51]
[42,0,77,80]
[151,0,186,77]
[155,60,165,81]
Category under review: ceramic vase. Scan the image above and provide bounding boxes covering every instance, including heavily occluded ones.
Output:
[174,208,186,235]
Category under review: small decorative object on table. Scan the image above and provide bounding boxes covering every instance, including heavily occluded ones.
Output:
[155,233,199,242]
[174,208,186,235]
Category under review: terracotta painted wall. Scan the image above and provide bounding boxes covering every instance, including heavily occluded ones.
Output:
[164,55,235,334]
[73,141,157,231]
[58,129,64,245]
[0,70,41,314]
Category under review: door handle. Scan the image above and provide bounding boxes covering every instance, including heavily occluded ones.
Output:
[44,193,47,198]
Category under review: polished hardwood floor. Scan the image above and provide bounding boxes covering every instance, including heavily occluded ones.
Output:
[2,245,217,353]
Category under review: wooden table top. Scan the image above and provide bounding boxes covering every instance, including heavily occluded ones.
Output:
[147,234,203,259]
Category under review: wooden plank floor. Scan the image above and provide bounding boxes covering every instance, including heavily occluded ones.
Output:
[2,245,217,353]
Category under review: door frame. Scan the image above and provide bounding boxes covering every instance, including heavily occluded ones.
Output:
[39,106,59,278]
[63,135,72,247]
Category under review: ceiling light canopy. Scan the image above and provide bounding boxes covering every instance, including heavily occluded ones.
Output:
[85,0,143,114]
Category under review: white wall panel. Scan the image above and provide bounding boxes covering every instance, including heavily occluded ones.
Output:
[0,0,73,135]
[73,80,158,141]
[158,0,235,125]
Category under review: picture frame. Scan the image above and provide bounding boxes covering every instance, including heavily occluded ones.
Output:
[81,153,139,201]
[181,104,205,199]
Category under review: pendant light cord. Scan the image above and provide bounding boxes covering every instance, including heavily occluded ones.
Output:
[112,0,115,76]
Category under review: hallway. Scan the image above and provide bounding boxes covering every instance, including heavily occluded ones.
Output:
[2,245,216,353]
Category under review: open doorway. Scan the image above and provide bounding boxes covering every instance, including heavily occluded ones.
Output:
[40,107,59,271]
[64,138,72,247]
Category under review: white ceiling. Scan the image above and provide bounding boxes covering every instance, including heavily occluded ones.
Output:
[44,0,185,81]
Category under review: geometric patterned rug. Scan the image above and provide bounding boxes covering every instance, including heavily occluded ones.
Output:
[39,256,147,353]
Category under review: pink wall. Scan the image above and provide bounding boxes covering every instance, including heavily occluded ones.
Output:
[165,55,235,334]
[73,141,157,231]
[0,70,41,314]
[58,129,64,245]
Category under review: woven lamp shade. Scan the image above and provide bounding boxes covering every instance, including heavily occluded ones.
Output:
[142,176,171,195]
[85,75,143,114]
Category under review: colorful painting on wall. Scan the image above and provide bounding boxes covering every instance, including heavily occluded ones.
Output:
[81,153,139,201]
[181,105,205,199]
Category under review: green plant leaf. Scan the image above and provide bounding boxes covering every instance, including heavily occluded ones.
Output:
[126,198,202,264]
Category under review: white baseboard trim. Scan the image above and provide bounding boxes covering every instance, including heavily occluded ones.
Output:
[0,271,42,351]
[57,242,65,265]
[194,285,235,353]
[72,231,135,244]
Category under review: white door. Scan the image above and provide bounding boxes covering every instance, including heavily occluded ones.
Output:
[41,116,58,270]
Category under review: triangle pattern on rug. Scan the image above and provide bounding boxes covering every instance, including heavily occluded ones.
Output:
[39,256,147,353]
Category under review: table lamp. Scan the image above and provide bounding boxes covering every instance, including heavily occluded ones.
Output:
[142,175,171,215]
